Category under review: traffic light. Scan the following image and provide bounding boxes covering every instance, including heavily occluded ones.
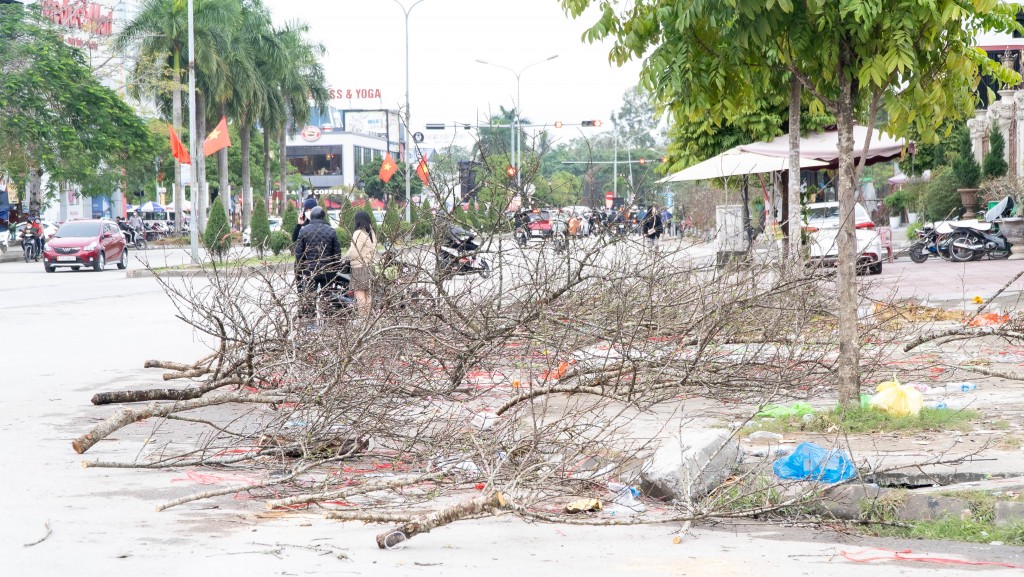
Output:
[581,120,602,127]
[553,121,563,128]
[638,158,646,165]
[505,165,518,178]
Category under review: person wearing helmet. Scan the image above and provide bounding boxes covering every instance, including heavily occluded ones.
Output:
[25,216,44,255]
[294,206,340,318]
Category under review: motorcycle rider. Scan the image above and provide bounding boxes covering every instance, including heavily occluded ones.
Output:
[23,216,44,255]
[116,216,137,246]
[128,211,144,237]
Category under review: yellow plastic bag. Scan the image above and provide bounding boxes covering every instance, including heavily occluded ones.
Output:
[869,377,923,416]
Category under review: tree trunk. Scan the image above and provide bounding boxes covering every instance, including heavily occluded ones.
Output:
[172,57,183,234]
[835,71,861,408]
[219,102,231,218]
[263,126,272,208]
[195,90,208,233]
[787,75,802,258]
[28,164,42,214]
[279,124,288,216]
[240,120,252,229]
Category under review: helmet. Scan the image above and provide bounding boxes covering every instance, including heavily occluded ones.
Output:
[309,206,326,221]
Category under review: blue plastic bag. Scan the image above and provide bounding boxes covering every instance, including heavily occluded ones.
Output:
[772,442,856,483]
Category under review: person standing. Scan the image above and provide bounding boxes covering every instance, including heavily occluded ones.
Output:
[294,207,341,319]
[345,211,377,314]
[641,205,664,250]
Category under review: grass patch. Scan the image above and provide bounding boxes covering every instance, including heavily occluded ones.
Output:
[742,405,977,436]
[859,490,1024,545]
[150,253,292,273]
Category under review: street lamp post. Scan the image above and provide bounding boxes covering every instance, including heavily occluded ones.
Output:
[475,55,559,189]
[393,0,426,224]
[187,0,199,263]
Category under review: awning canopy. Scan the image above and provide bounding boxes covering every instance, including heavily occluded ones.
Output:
[739,125,906,168]
[656,146,829,183]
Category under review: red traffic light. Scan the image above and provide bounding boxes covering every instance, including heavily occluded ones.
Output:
[505,165,518,178]
[581,120,602,127]
[638,158,646,165]
[554,121,563,128]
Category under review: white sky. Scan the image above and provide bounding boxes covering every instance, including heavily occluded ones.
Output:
[262,0,645,144]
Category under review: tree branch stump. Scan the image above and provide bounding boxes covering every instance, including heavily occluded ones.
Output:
[376,492,507,549]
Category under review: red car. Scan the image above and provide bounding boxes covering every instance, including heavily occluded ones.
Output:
[43,219,128,273]
[527,210,552,239]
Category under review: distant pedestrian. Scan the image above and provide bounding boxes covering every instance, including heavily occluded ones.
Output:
[345,211,377,315]
[661,208,673,237]
[641,205,664,249]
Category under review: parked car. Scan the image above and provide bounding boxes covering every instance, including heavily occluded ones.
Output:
[803,201,883,274]
[13,220,58,245]
[242,217,283,246]
[42,219,128,272]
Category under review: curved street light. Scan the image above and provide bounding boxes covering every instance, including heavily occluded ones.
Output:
[475,55,559,190]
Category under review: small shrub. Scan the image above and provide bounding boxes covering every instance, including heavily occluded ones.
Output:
[922,167,962,222]
[282,204,298,236]
[983,125,1008,180]
[269,230,290,256]
[203,201,232,259]
[952,126,982,189]
[250,196,271,254]
[335,226,350,248]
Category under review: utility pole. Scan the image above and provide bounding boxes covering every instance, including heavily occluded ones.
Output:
[187,0,199,263]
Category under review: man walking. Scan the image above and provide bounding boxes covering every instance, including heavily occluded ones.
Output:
[294,207,341,319]
[641,205,664,250]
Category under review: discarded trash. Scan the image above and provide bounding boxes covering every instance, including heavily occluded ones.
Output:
[755,402,814,419]
[944,382,979,393]
[565,498,602,513]
[973,296,985,304]
[607,482,645,513]
[748,431,784,445]
[672,536,682,544]
[471,411,498,430]
[925,399,970,410]
[968,312,1010,327]
[860,393,872,409]
[773,442,856,483]
[747,446,791,458]
[869,377,923,416]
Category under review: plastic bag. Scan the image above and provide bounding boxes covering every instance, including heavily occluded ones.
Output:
[755,402,814,419]
[869,378,923,416]
[772,442,856,483]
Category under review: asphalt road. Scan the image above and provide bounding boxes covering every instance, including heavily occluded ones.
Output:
[2,241,1023,576]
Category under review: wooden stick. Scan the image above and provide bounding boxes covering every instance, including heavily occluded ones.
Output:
[90,378,240,405]
[266,472,443,509]
[375,492,507,549]
[71,391,287,454]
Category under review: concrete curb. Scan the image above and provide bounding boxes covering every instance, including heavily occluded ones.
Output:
[125,262,291,279]
[820,484,973,522]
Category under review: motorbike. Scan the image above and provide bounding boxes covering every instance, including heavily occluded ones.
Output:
[908,225,953,263]
[438,226,490,277]
[21,231,40,262]
[0,227,9,254]
[551,218,568,253]
[144,221,169,241]
[948,223,1012,261]
[122,228,148,250]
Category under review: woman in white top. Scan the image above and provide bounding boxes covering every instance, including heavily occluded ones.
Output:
[345,211,376,313]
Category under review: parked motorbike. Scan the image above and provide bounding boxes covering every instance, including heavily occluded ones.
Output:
[948,224,1012,261]
[438,226,489,277]
[144,221,169,241]
[0,228,9,254]
[908,225,953,263]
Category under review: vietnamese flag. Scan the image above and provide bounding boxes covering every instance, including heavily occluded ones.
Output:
[203,116,231,156]
[416,155,429,185]
[379,152,398,183]
[169,125,190,164]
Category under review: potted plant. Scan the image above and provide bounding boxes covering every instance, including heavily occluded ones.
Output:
[952,125,982,218]
[883,189,907,227]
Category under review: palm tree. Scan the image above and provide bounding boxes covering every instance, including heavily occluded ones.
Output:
[115,0,236,233]
[272,22,328,215]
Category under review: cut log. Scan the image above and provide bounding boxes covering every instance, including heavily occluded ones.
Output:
[71,391,287,454]
[90,379,238,405]
[375,492,507,549]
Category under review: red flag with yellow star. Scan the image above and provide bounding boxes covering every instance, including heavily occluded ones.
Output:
[379,152,398,183]
[168,124,190,164]
[203,116,231,156]
[416,155,429,185]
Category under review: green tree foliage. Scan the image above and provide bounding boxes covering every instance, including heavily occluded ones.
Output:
[203,199,231,258]
[335,226,350,250]
[381,200,403,244]
[952,126,982,189]
[984,125,1008,180]
[534,171,582,208]
[0,4,154,212]
[269,230,290,255]
[414,200,433,238]
[922,167,962,222]
[451,202,468,227]
[282,204,298,235]
[560,0,1022,408]
[357,159,422,201]
[611,85,659,149]
[250,195,271,254]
